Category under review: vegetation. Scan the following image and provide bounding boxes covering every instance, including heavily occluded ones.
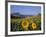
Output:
[11,13,41,31]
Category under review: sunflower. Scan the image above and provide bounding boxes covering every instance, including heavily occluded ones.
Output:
[21,19,29,30]
[32,23,37,30]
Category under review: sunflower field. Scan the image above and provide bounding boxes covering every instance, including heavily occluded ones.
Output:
[11,15,41,31]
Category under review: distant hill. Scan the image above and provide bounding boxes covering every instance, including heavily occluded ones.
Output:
[11,12,33,18]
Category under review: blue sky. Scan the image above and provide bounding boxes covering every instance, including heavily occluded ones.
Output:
[10,5,41,15]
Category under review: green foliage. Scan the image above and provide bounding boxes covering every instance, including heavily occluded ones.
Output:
[11,15,41,31]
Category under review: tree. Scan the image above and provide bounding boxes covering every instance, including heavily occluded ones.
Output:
[37,13,41,16]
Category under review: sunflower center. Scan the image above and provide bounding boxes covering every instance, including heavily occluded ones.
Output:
[23,22,27,26]
[33,24,36,27]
